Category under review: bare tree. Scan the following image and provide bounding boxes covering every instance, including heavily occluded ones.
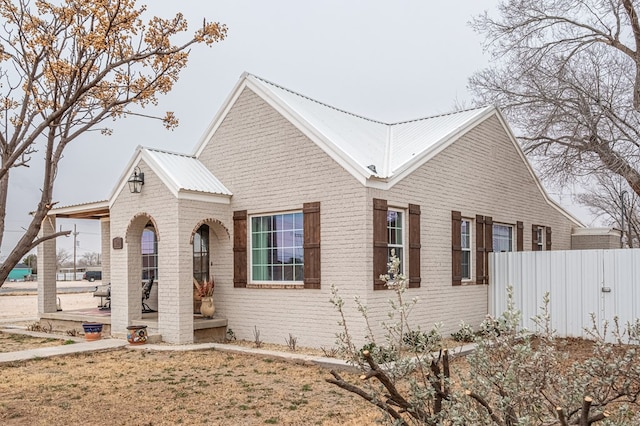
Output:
[577,173,640,247]
[0,0,226,286]
[470,1,640,197]
[56,248,71,268]
[79,251,100,267]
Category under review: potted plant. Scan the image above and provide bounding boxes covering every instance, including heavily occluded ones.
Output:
[194,277,215,318]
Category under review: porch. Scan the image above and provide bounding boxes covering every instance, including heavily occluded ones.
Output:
[39,307,228,343]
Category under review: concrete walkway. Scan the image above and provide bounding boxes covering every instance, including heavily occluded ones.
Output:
[0,326,476,370]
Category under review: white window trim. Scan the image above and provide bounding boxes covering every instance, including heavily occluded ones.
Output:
[249,210,304,285]
[387,207,406,274]
[493,223,514,253]
[536,226,545,251]
[461,218,472,281]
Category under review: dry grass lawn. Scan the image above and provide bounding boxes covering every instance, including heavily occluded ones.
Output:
[0,339,380,425]
[0,330,604,425]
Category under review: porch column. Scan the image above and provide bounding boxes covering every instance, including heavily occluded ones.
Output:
[100,218,111,285]
[157,223,194,344]
[110,234,139,336]
[37,216,57,314]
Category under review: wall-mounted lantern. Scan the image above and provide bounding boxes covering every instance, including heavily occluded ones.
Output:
[127,166,144,194]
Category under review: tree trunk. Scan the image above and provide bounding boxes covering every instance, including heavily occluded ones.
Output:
[0,164,8,251]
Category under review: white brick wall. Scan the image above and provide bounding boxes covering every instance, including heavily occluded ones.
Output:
[37,216,58,314]
[100,218,111,285]
[198,88,368,348]
[110,159,200,343]
[198,90,577,346]
[364,115,578,337]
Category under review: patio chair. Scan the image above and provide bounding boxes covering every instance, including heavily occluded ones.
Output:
[93,283,111,310]
[141,277,155,313]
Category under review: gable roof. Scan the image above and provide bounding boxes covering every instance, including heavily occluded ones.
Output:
[194,73,496,185]
[192,72,582,226]
[110,146,232,206]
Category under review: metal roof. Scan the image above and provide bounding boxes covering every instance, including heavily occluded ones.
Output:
[143,148,232,196]
[250,74,493,178]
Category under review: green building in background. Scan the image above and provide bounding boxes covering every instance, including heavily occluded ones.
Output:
[7,263,32,281]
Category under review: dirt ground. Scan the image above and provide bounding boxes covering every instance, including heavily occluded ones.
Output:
[0,338,380,425]
[0,330,605,425]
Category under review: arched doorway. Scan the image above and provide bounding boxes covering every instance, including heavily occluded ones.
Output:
[124,214,160,318]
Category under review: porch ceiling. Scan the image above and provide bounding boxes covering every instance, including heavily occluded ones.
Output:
[50,200,110,220]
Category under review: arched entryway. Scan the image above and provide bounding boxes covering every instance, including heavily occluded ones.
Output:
[191,218,230,315]
[125,213,160,316]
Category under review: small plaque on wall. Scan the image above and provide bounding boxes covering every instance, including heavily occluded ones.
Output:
[112,237,123,250]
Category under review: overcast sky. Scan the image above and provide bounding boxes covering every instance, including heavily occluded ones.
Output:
[3,0,590,262]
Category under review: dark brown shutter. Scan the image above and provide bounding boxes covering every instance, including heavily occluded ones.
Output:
[303,202,321,289]
[476,215,485,284]
[452,211,462,286]
[408,204,421,288]
[546,226,552,251]
[483,216,493,285]
[373,198,388,290]
[233,210,247,288]
[532,225,539,251]
[516,221,524,251]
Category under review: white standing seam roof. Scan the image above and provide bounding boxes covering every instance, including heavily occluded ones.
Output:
[143,148,232,196]
[245,74,494,179]
[190,72,582,226]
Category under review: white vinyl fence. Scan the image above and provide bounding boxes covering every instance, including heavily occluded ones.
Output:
[489,249,640,339]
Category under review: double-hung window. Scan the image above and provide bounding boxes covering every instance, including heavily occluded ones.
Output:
[461,219,471,280]
[387,209,404,272]
[493,224,513,252]
[535,226,544,251]
[251,212,304,282]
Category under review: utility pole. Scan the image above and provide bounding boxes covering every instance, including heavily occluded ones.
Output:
[73,224,79,280]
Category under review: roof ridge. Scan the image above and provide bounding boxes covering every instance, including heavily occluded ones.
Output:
[144,146,195,159]
[389,105,491,126]
[248,73,389,125]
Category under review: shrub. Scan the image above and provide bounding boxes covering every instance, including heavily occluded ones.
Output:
[450,320,475,343]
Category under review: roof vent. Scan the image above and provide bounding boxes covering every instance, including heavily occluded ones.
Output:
[367,164,377,173]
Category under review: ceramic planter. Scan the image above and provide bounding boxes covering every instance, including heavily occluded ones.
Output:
[200,296,215,318]
[82,322,103,341]
[126,325,148,345]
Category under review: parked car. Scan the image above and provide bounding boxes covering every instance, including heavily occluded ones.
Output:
[83,271,102,282]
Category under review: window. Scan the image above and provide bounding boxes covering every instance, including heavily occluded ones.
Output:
[193,224,209,283]
[387,209,404,272]
[461,219,471,280]
[532,225,549,251]
[536,227,544,251]
[251,212,304,282]
[141,224,157,281]
[375,199,420,290]
[493,224,513,252]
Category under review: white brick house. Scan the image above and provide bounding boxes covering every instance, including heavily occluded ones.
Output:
[39,73,582,346]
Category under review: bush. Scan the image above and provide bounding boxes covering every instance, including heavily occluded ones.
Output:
[403,329,442,352]
[450,320,476,343]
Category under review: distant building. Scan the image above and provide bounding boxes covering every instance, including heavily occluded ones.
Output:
[8,263,32,281]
